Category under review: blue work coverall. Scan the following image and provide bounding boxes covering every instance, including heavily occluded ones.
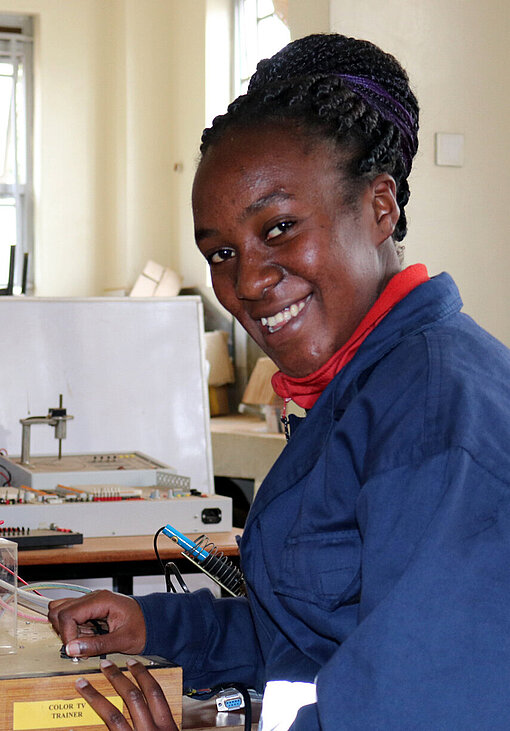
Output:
[137,273,510,729]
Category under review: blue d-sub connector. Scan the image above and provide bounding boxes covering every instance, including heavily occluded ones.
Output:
[215,690,245,712]
[225,697,243,710]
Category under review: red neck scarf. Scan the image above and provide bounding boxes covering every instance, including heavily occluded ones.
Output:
[271,264,429,410]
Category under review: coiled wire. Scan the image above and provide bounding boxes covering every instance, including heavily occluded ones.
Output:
[182,534,246,597]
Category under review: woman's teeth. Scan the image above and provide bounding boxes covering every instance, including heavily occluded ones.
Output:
[261,300,306,332]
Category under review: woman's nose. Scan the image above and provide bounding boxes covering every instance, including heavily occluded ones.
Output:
[235,250,281,300]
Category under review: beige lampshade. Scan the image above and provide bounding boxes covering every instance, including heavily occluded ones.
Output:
[242,357,282,406]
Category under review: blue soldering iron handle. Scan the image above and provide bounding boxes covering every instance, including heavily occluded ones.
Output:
[162,523,210,562]
[161,523,246,597]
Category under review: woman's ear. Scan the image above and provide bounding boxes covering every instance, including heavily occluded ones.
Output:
[371,174,400,243]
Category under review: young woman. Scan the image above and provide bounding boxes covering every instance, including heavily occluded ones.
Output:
[49,33,510,730]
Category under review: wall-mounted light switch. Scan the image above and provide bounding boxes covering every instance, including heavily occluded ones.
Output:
[435,132,464,167]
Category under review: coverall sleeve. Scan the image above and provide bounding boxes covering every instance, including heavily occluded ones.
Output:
[135,588,265,690]
[290,447,510,730]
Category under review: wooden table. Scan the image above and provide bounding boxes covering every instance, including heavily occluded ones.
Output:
[17,531,242,594]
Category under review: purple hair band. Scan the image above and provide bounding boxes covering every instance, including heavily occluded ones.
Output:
[338,73,417,173]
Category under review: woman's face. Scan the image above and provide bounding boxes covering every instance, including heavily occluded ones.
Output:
[192,124,400,378]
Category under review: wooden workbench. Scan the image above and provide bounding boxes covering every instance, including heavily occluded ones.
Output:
[17,531,242,594]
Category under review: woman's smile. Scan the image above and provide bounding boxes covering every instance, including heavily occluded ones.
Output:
[260,294,311,333]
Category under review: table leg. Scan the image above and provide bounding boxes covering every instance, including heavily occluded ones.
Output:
[113,574,133,594]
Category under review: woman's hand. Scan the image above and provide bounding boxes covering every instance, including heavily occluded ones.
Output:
[48,590,146,658]
[76,658,178,730]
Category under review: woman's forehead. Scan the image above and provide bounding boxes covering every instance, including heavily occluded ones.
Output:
[193,125,343,203]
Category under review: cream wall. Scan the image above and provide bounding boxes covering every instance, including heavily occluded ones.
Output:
[3,0,509,347]
[117,0,207,295]
[1,0,206,295]
[288,0,329,38]
[329,0,510,346]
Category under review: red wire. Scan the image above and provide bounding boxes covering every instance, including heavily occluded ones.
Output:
[0,468,11,485]
[0,560,44,595]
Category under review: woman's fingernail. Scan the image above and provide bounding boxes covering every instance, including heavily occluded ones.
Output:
[126,658,138,666]
[66,641,82,656]
[100,659,113,668]
[76,677,89,689]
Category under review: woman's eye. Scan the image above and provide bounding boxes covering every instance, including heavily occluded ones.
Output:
[208,248,236,265]
[266,221,295,240]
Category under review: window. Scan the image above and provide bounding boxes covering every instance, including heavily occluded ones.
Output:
[235,0,290,95]
[0,15,33,294]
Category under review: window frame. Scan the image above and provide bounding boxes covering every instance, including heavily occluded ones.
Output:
[0,15,33,294]
[233,0,290,96]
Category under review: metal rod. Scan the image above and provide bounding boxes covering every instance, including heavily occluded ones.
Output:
[58,394,63,458]
[20,422,30,464]
[6,245,15,294]
[21,252,28,293]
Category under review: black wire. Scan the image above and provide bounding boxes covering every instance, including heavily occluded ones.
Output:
[164,562,174,592]
[154,527,191,593]
[164,562,189,593]
[236,684,252,731]
[153,525,167,574]
[153,526,174,592]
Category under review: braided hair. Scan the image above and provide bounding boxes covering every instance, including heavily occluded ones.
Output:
[200,34,419,256]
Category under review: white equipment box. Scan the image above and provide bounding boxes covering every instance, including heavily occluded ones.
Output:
[0,297,231,537]
[0,450,232,537]
[0,495,232,538]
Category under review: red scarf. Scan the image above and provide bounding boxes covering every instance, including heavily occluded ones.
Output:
[271,264,429,410]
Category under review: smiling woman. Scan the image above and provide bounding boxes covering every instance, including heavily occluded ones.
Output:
[193,32,419,386]
[48,33,510,731]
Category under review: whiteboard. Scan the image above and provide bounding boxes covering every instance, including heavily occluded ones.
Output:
[0,296,214,494]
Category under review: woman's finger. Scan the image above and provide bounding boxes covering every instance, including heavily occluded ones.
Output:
[75,676,132,730]
[98,660,159,730]
[125,658,178,730]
